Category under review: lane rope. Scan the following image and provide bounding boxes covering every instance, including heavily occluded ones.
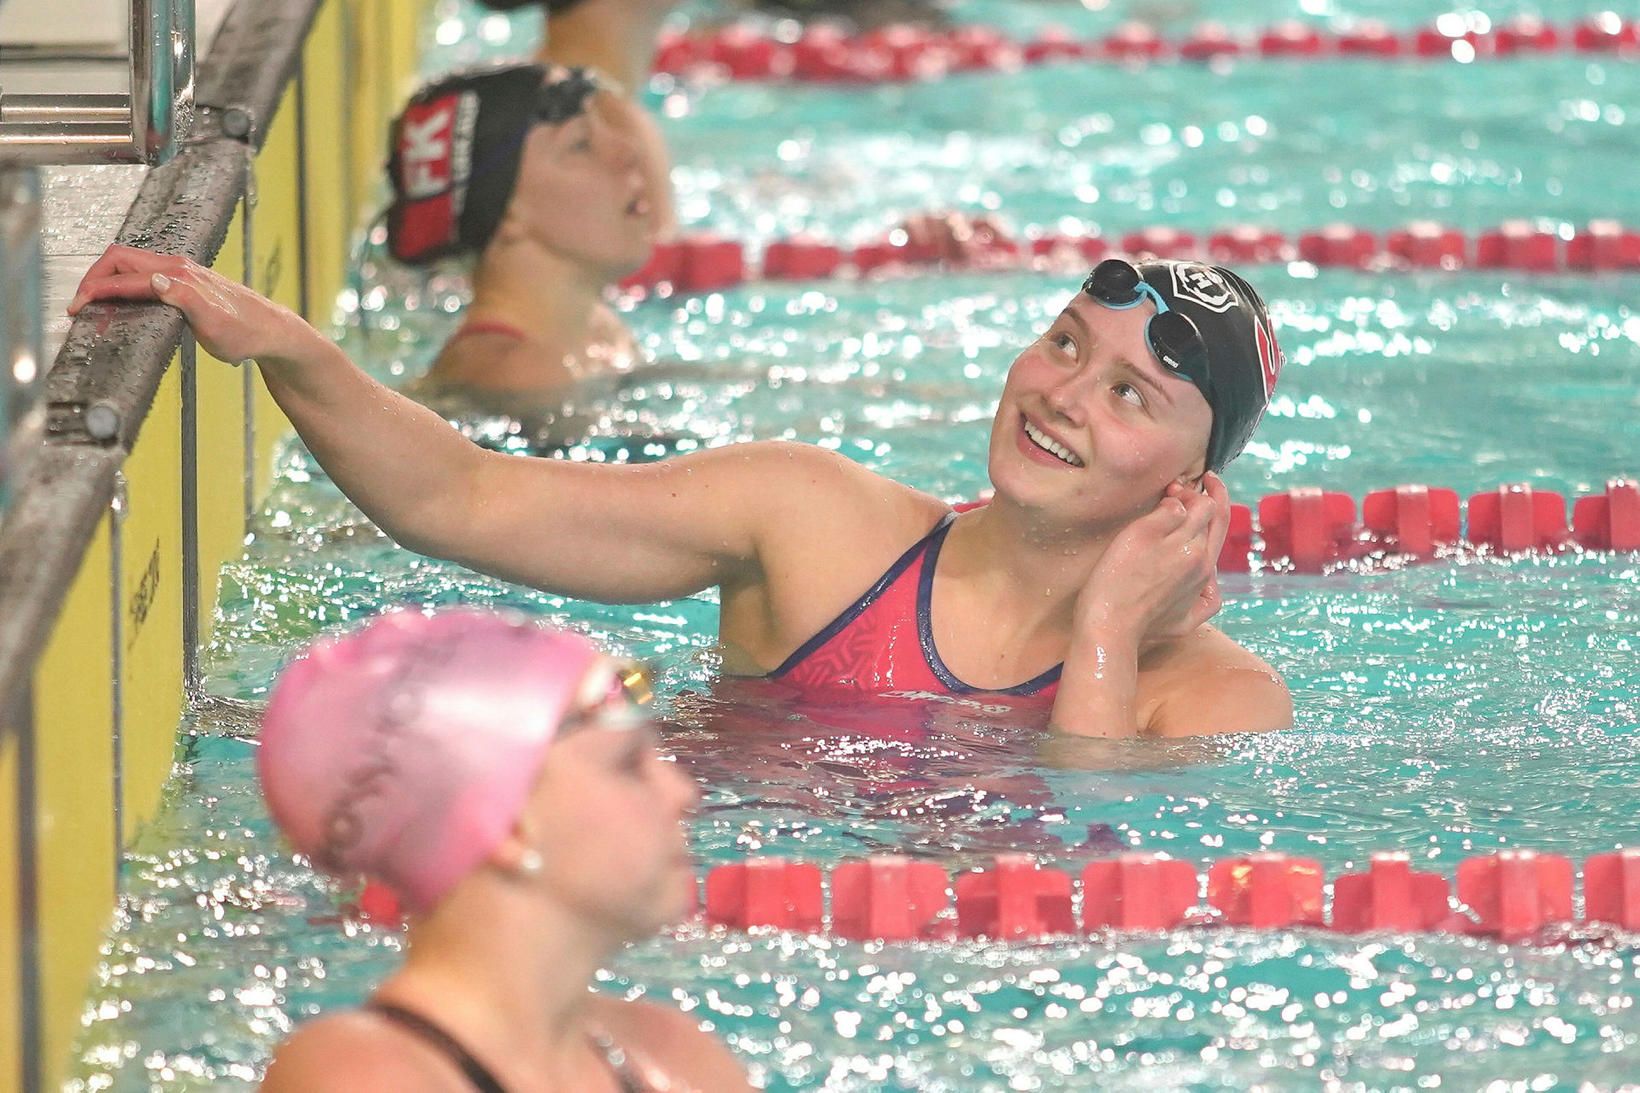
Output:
[653,15,1640,85]
[619,219,1640,297]
[346,849,1640,942]
[695,849,1638,942]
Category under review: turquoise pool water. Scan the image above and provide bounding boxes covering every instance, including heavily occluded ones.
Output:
[70,1,1639,1089]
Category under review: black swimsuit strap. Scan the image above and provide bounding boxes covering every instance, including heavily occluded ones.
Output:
[368,1002,509,1093]
[367,1002,649,1093]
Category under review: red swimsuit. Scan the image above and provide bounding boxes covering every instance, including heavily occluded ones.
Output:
[769,511,1062,700]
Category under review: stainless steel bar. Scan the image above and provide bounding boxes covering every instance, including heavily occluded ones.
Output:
[0,164,44,517]
[0,0,194,164]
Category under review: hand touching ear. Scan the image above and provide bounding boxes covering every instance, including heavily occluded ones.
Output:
[1073,472,1230,647]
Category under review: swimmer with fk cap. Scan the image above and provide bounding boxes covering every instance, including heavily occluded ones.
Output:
[385,63,654,394]
[72,247,1291,737]
[474,0,677,237]
[257,610,750,1092]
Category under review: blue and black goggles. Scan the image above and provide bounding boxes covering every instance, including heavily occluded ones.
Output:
[1081,258,1214,401]
[534,66,602,125]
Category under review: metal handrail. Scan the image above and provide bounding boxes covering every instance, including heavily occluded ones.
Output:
[0,0,195,164]
[0,162,42,518]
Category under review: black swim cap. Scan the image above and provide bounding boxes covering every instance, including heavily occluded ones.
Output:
[1133,260,1283,471]
[385,64,601,265]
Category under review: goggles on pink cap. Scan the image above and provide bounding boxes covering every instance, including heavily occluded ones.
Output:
[258,609,651,913]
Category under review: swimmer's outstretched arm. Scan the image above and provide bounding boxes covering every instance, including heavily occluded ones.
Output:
[1050,477,1292,738]
[70,247,807,602]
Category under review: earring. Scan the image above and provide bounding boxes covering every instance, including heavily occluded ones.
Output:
[517,848,544,877]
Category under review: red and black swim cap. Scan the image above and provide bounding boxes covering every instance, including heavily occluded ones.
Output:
[385,64,603,265]
[1134,260,1284,471]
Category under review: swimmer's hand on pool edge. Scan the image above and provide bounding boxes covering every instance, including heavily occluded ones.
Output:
[69,246,321,368]
[65,243,788,607]
[1049,476,1292,739]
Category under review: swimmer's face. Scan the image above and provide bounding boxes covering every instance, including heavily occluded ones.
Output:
[495,72,654,277]
[988,292,1213,530]
[517,661,698,937]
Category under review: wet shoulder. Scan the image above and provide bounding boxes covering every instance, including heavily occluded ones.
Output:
[260,1010,463,1092]
[586,995,755,1092]
[1139,626,1291,736]
[750,440,948,540]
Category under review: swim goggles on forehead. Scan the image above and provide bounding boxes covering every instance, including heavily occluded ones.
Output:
[1081,258,1213,397]
[534,66,603,125]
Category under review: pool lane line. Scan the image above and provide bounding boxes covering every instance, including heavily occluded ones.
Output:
[336,849,1639,945]
[616,219,1640,297]
[654,15,1639,85]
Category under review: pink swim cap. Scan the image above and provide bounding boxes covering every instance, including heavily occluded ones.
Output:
[259,609,614,912]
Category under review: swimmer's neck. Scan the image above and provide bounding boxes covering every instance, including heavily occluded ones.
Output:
[944,498,1122,633]
[430,240,627,390]
[539,0,671,92]
[374,880,626,1084]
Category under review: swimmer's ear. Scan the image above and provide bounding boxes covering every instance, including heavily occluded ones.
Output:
[491,818,546,880]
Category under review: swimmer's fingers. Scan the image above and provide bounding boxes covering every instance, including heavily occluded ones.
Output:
[1150,484,1192,527]
[77,243,181,285]
[1200,473,1232,560]
[1187,571,1224,630]
[1170,482,1217,553]
[67,271,167,313]
[71,247,205,313]
[1177,477,1229,631]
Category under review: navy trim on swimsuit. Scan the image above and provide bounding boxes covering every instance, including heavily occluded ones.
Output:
[769,512,957,678]
[916,516,1064,696]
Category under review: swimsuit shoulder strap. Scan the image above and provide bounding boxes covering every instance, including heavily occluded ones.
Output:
[367,1001,509,1093]
[768,509,957,678]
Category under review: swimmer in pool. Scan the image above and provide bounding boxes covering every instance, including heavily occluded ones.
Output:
[475,0,677,237]
[257,610,750,1093]
[72,248,1292,737]
[387,63,653,394]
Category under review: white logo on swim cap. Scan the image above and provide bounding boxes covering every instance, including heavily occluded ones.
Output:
[1170,264,1238,314]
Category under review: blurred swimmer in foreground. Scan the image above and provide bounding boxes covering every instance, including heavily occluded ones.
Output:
[73,247,1292,738]
[257,610,751,1092]
[386,63,653,395]
[476,0,677,237]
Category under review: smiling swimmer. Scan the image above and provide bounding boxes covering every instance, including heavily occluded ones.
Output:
[71,244,1290,737]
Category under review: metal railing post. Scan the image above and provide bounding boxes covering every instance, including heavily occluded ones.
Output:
[0,161,42,520]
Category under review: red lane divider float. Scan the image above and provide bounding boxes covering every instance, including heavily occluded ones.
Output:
[618,218,1640,295]
[831,855,949,940]
[654,14,1640,84]
[1208,854,1325,928]
[1584,848,1640,930]
[1232,479,1638,574]
[1332,854,1459,933]
[955,854,1075,939]
[704,857,824,931]
[697,849,1635,942]
[1458,851,1576,942]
